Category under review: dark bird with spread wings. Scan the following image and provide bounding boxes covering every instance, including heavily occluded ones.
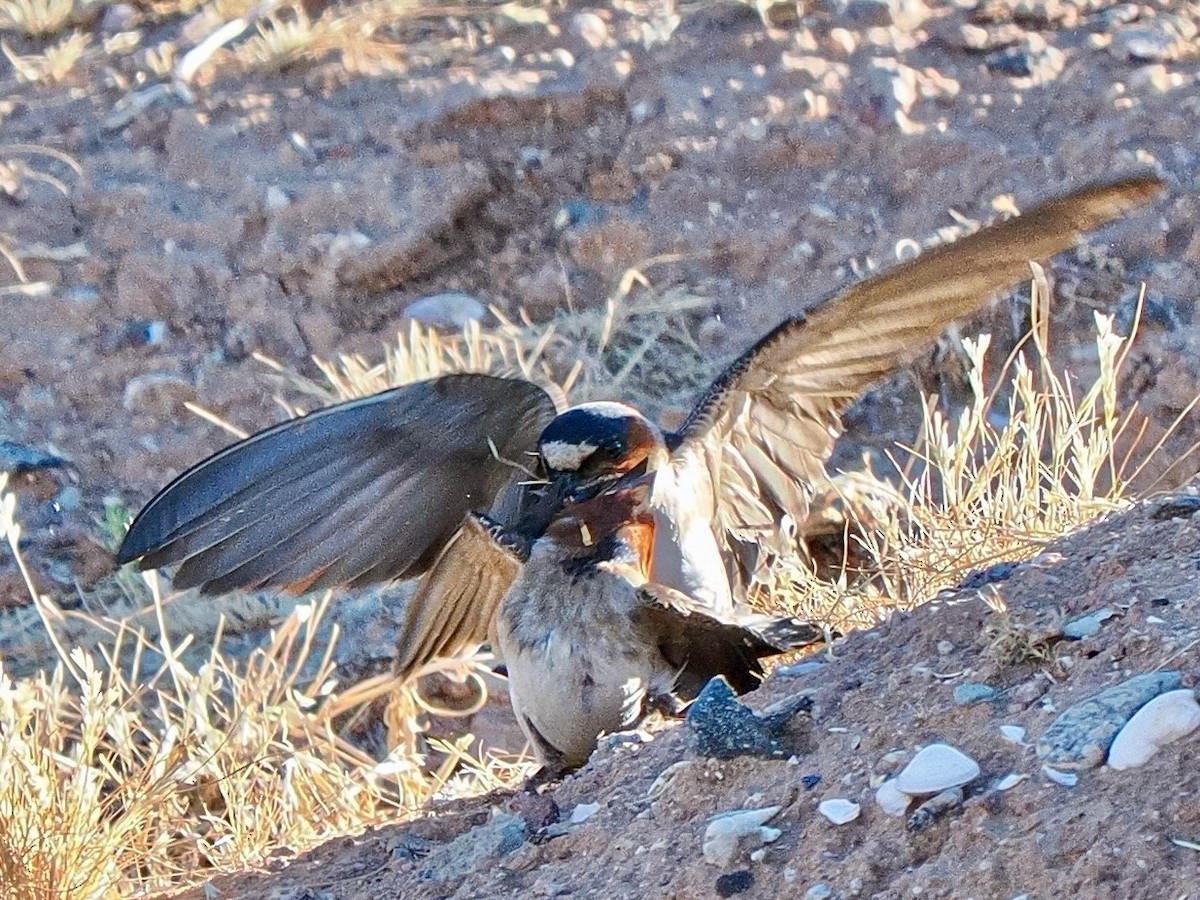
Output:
[116,175,1161,771]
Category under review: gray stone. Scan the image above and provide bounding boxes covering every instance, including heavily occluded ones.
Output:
[1063,608,1115,640]
[1111,15,1197,62]
[419,813,527,882]
[685,677,811,759]
[404,292,487,329]
[954,682,998,705]
[1036,671,1183,769]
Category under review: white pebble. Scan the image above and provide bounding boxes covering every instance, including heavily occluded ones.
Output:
[404,292,486,329]
[702,806,781,867]
[999,725,1027,744]
[895,743,981,796]
[569,802,601,824]
[818,798,861,825]
[1107,689,1200,770]
[1041,765,1078,787]
[994,773,1028,791]
[874,779,910,817]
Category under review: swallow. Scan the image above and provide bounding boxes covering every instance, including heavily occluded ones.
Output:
[115,175,1161,770]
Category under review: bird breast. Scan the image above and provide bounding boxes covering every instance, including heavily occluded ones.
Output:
[495,540,669,766]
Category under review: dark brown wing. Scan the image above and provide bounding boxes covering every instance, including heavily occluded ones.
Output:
[657,175,1162,573]
[116,374,557,595]
[638,582,823,698]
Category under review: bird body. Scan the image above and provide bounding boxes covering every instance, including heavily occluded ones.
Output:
[115,175,1164,771]
[497,496,668,769]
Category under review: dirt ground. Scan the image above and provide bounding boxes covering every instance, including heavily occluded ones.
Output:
[2,0,1199,896]
[171,495,1200,899]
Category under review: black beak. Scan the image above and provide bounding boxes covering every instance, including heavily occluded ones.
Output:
[559,466,650,505]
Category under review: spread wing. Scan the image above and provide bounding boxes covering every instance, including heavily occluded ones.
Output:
[656,175,1162,589]
[116,374,557,596]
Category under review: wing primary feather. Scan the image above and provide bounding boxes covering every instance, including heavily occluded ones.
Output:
[118,374,557,598]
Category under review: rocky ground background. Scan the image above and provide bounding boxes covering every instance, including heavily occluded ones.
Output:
[1,0,1199,896]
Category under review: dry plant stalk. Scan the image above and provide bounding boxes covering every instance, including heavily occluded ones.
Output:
[0,0,76,37]
[0,475,422,898]
[763,292,1195,628]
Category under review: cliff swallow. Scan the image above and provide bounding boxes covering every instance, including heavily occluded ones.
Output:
[116,175,1161,769]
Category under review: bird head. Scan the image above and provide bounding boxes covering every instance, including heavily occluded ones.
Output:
[536,402,668,503]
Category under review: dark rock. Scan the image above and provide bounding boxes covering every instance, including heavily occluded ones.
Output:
[0,442,65,475]
[957,561,1020,591]
[1150,497,1200,521]
[685,677,812,759]
[716,870,755,897]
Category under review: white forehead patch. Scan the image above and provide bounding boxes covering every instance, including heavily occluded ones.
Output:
[540,439,598,471]
[572,401,641,420]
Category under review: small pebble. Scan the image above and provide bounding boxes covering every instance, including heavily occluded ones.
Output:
[569,802,601,824]
[775,660,825,678]
[804,884,833,900]
[999,725,1027,744]
[1107,689,1200,770]
[1041,765,1078,787]
[818,799,860,825]
[1062,608,1115,640]
[874,779,910,817]
[937,640,955,655]
[994,773,1028,791]
[404,292,487,329]
[802,774,822,790]
[702,807,781,867]
[895,744,981,796]
[954,682,998,705]
[570,11,608,49]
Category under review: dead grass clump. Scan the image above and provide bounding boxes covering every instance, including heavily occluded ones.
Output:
[0,475,423,898]
[0,0,76,38]
[763,286,1198,630]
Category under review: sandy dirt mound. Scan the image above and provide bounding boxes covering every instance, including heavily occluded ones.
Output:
[170,496,1200,899]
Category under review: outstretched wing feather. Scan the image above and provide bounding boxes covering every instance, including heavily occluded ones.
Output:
[117,374,557,595]
[666,176,1162,565]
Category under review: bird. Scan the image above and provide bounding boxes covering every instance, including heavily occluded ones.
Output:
[115,174,1161,771]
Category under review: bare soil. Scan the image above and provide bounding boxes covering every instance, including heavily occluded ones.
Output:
[2,0,1199,896]
[173,496,1200,899]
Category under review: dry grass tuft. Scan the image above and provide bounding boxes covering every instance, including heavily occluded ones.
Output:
[0,0,77,38]
[763,286,1198,631]
[0,477,424,899]
[1,28,88,81]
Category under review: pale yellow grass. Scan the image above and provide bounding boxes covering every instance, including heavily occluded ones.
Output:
[763,286,1198,632]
